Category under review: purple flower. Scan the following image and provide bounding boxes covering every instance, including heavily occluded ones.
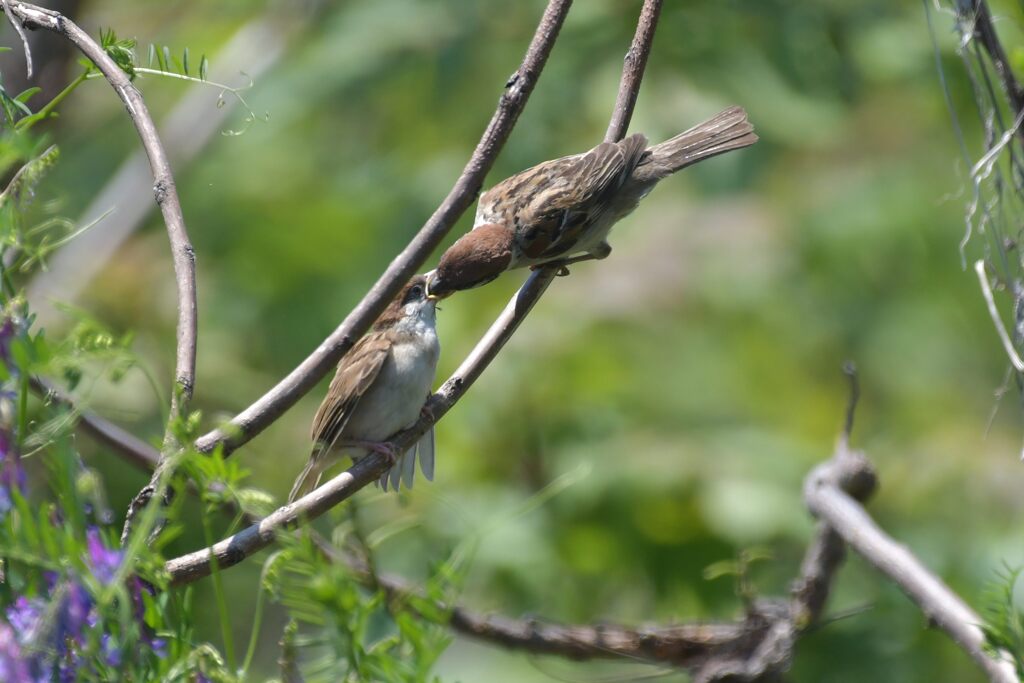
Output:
[53,582,92,654]
[0,621,31,683]
[85,528,123,585]
[0,428,25,510]
[101,633,122,667]
[128,577,167,659]
[0,317,14,367]
[150,636,168,659]
[5,597,43,644]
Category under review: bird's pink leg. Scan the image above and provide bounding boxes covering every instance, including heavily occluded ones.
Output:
[420,397,436,422]
[532,242,612,276]
[338,440,400,466]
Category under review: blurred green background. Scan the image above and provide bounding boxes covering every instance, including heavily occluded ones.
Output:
[5,0,1024,680]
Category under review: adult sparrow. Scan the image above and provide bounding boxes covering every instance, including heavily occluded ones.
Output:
[288,275,440,502]
[425,106,757,298]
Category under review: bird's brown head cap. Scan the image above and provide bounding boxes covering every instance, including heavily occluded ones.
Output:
[426,224,513,299]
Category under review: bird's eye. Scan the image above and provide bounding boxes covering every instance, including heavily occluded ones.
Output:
[406,284,424,301]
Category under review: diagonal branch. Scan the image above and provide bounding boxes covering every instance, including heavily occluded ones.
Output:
[606,0,663,143]
[191,0,574,458]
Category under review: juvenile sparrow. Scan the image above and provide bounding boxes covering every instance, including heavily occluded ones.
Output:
[288,275,440,502]
[425,106,757,298]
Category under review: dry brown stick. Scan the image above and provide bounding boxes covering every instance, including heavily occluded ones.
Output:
[805,443,1019,683]
[606,0,663,143]
[191,0,574,458]
[3,2,199,436]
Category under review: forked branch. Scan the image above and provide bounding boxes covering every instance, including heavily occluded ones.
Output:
[162,0,665,585]
[191,0,575,458]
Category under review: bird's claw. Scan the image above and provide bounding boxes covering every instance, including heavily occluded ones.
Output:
[363,441,399,467]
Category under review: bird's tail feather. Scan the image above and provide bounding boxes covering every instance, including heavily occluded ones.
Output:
[638,106,757,181]
[288,456,324,503]
[379,426,436,492]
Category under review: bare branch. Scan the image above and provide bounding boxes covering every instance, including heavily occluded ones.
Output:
[29,377,160,471]
[164,451,379,584]
[605,0,663,143]
[424,0,664,445]
[805,445,1018,683]
[191,0,575,458]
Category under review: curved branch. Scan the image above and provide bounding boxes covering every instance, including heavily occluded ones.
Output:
[5,2,198,431]
[191,0,574,458]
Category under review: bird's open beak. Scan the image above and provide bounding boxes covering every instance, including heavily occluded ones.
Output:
[424,273,452,301]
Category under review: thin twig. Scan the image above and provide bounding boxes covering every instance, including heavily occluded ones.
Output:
[605,0,663,143]
[191,0,575,458]
[2,0,33,78]
[975,259,1024,372]
[841,361,859,446]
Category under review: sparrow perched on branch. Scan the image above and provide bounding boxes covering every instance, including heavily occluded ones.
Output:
[288,276,440,502]
[425,106,757,298]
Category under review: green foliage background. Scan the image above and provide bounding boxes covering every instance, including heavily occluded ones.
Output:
[4,0,1023,680]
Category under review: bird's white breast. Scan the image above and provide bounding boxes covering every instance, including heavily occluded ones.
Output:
[344,325,439,443]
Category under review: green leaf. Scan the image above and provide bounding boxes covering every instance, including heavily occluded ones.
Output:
[14,87,41,104]
[703,559,740,581]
